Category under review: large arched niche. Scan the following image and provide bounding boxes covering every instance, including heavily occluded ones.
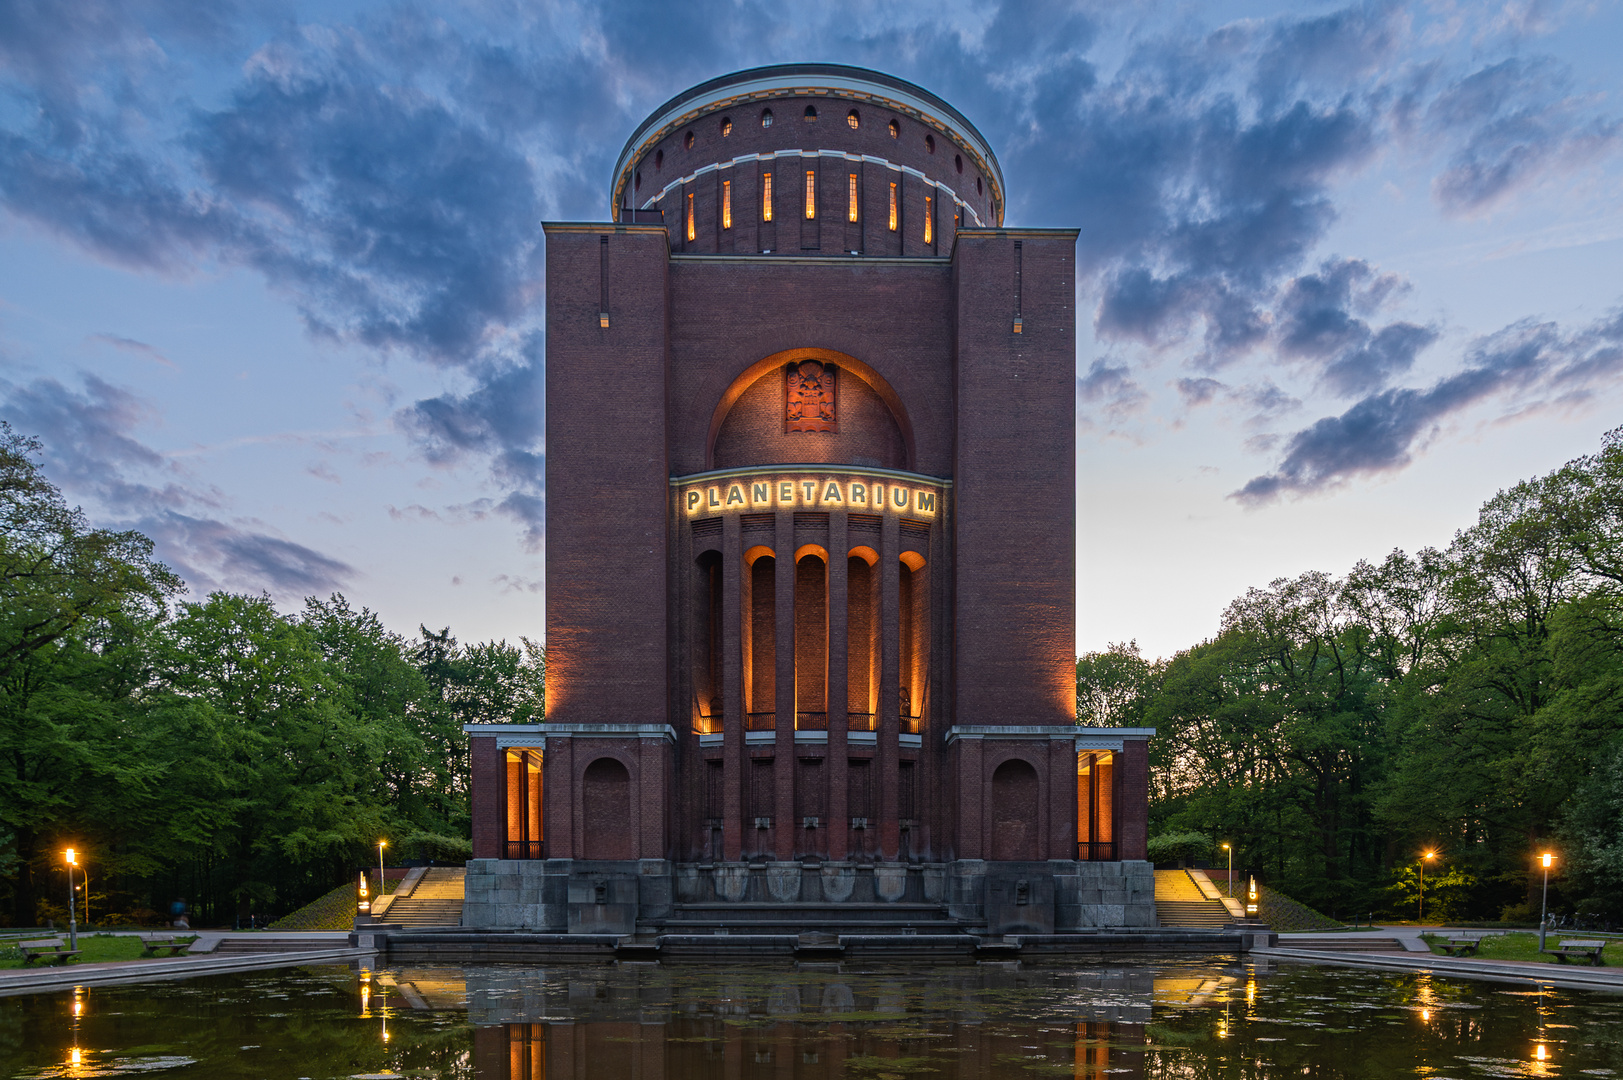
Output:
[707,348,915,471]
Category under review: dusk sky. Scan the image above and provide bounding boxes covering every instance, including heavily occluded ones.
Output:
[2,0,1620,659]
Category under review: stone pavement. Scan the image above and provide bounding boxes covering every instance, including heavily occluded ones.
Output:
[0,931,369,997]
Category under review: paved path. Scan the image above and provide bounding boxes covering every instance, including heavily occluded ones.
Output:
[1260,925,1623,991]
[0,933,369,997]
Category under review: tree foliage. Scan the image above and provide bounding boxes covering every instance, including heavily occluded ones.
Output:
[1085,426,1623,920]
[0,431,545,926]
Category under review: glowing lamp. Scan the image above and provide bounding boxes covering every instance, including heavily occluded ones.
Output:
[1541,853,1554,869]
[357,870,370,914]
[65,848,76,866]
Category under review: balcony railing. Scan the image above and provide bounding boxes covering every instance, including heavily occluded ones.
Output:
[504,840,546,860]
[1077,841,1117,861]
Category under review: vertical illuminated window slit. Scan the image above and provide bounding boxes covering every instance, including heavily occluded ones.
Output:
[888,182,897,231]
[762,172,773,221]
[722,179,732,229]
[805,170,816,219]
[848,174,858,222]
[686,193,695,241]
[924,195,933,243]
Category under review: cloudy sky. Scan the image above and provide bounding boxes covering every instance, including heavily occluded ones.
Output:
[2,0,1620,658]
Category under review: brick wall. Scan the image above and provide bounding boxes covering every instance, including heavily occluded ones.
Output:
[951,230,1079,727]
[543,225,670,728]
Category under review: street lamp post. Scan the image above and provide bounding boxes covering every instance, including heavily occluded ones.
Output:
[1419,851,1436,924]
[1539,852,1555,952]
[1222,843,1233,898]
[378,840,387,904]
[64,849,78,951]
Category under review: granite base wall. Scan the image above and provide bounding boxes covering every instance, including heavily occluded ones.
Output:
[461,857,1155,931]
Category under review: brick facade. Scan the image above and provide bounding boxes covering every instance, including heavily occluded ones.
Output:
[464,64,1155,933]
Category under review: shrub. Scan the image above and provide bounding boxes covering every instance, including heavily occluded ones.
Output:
[1147,831,1212,864]
[402,831,473,864]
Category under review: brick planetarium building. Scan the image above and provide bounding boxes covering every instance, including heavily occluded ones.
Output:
[462,63,1155,935]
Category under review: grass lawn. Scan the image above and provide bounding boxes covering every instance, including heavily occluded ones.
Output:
[1423,931,1621,965]
[0,933,198,970]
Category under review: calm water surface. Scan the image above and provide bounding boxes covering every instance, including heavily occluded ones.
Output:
[3,956,1621,1078]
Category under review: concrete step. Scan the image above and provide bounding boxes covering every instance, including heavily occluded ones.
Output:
[211,937,350,954]
[663,902,966,935]
[384,868,466,927]
[1273,937,1409,953]
[1155,899,1232,928]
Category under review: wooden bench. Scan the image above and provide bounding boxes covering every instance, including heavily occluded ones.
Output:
[138,933,195,957]
[19,938,80,965]
[1549,939,1607,966]
[1439,937,1480,956]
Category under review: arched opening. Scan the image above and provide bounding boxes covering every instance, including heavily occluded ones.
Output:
[847,546,879,731]
[795,545,828,730]
[693,549,722,732]
[744,546,775,730]
[899,552,928,733]
[720,116,732,136]
[888,119,899,138]
[582,757,632,860]
[991,759,1039,861]
[804,104,818,121]
[761,108,773,128]
[684,130,694,149]
[847,109,860,129]
[706,348,916,471]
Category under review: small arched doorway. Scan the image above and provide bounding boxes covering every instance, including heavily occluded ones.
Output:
[582,757,633,860]
[990,759,1039,861]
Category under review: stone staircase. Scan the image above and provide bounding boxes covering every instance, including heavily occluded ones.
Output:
[1153,869,1233,928]
[382,867,466,928]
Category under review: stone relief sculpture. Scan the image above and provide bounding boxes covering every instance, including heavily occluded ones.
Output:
[786,360,837,432]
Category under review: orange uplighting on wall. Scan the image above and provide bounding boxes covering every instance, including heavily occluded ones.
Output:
[923,195,933,243]
[686,193,695,241]
[888,183,897,231]
[722,180,732,230]
[805,171,816,219]
[762,172,773,221]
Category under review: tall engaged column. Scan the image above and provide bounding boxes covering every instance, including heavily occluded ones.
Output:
[878,511,901,860]
[827,511,850,862]
[774,509,796,862]
[721,515,744,862]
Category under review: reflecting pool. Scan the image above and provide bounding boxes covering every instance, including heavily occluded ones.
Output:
[4,957,1622,1078]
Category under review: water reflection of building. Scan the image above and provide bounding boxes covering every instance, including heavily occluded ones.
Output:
[462,61,1155,939]
[363,963,1167,1079]
[476,1018,1146,1080]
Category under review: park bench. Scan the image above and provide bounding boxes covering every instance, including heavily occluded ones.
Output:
[138,932,195,957]
[1439,937,1480,956]
[18,938,80,965]
[1549,939,1607,966]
